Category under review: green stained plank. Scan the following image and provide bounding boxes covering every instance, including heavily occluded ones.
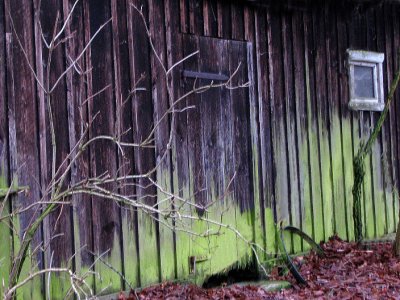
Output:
[127,0,159,288]
[228,40,253,268]
[0,0,10,292]
[266,11,291,250]
[48,261,74,300]
[181,34,206,285]
[336,10,354,241]
[324,5,346,240]
[382,144,395,235]
[156,170,176,282]
[303,15,324,243]
[282,14,301,253]
[340,120,355,241]
[330,116,347,238]
[318,127,334,241]
[370,115,387,237]
[246,12,266,262]
[93,233,123,295]
[304,123,324,244]
[148,0,175,283]
[311,7,333,243]
[137,213,160,287]
[5,1,45,297]
[120,208,139,288]
[254,10,275,256]
[314,9,335,239]
[299,140,312,246]
[172,178,192,280]
[393,189,399,234]
[0,178,11,298]
[12,218,43,300]
[360,113,376,239]
[320,131,335,242]
[165,0,191,281]
[207,200,246,279]
[351,112,362,241]
[291,11,310,251]
[264,209,276,254]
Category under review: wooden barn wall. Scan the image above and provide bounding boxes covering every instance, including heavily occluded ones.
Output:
[0,0,400,298]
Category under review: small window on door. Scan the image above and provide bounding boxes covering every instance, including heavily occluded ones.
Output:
[347,50,384,111]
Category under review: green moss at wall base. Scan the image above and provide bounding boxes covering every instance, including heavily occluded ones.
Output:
[296,115,397,247]
[11,217,43,300]
[94,232,123,296]
[137,211,160,287]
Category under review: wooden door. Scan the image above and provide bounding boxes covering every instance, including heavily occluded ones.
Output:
[172,34,256,282]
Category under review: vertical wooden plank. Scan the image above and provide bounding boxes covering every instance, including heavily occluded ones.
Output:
[148,0,175,283]
[348,10,364,241]
[364,8,378,239]
[231,0,244,40]
[217,1,231,39]
[324,4,347,239]
[292,10,309,249]
[282,12,301,252]
[0,0,12,295]
[381,4,396,234]
[127,0,160,287]
[63,0,94,287]
[203,0,217,37]
[336,8,353,241]
[375,4,393,234]
[111,0,139,289]
[390,4,400,231]
[63,0,94,293]
[245,7,268,259]
[165,0,191,280]
[254,9,276,255]
[267,11,291,245]
[35,1,75,297]
[180,0,189,33]
[366,8,386,238]
[228,39,254,265]
[189,0,203,35]
[312,4,334,241]
[303,10,324,243]
[87,0,122,293]
[5,0,44,298]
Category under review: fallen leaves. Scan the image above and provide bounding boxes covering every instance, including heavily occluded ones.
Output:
[134,283,274,300]
[272,235,400,299]
[117,236,400,299]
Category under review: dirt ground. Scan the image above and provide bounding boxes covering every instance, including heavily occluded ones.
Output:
[118,236,400,299]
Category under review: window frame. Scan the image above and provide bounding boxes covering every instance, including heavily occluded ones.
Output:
[347,50,384,111]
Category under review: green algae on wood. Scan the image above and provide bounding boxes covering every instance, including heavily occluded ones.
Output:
[0,177,12,298]
[11,217,43,300]
[138,211,160,287]
[304,32,324,244]
[48,261,74,300]
[93,232,123,296]
[121,207,140,288]
[157,170,176,282]
[352,60,400,241]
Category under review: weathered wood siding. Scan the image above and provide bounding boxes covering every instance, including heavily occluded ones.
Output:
[0,0,400,298]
